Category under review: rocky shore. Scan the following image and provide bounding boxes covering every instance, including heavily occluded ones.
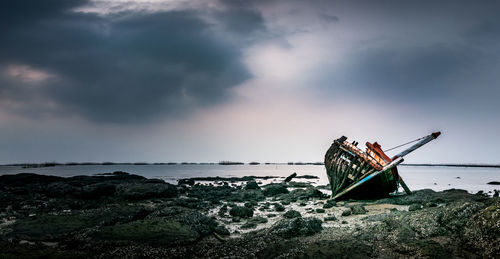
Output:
[0,172,499,258]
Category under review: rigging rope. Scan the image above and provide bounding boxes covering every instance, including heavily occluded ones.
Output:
[384,136,426,152]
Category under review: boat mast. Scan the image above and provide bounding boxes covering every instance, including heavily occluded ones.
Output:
[393,131,441,159]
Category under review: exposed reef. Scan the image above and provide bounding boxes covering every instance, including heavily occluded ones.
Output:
[0,172,498,258]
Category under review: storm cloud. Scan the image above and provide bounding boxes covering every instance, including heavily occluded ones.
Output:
[1,0,500,164]
[0,0,262,123]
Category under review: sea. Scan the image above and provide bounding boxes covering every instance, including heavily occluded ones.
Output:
[0,164,498,195]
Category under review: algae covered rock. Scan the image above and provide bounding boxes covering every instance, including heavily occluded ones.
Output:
[229,206,254,218]
[274,203,285,212]
[241,216,268,229]
[283,210,301,219]
[116,182,177,200]
[271,217,323,238]
[263,184,289,196]
[245,181,260,190]
[408,203,422,211]
[341,209,351,216]
[315,208,325,213]
[95,206,225,245]
[324,215,337,221]
[464,203,500,257]
[96,218,198,245]
[77,182,116,199]
[351,205,367,215]
[323,199,336,209]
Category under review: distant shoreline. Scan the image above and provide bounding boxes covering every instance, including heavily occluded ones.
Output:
[1,162,500,168]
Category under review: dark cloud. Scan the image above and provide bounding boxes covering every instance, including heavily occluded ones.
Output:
[218,7,266,36]
[0,0,257,123]
[322,44,476,101]
[320,13,339,24]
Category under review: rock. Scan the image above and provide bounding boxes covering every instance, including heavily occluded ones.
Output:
[178,178,195,186]
[295,175,319,179]
[283,210,301,219]
[408,204,422,211]
[286,182,312,188]
[284,173,297,183]
[405,208,446,238]
[324,215,337,221]
[245,181,260,190]
[244,201,256,208]
[213,225,230,236]
[263,184,289,196]
[240,216,268,230]
[78,183,116,199]
[487,181,500,185]
[274,203,285,212]
[341,209,351,216]
[351,205,367,215]
[441,202,483,235]
[281,200,290,205]
[218,205,228,217]
[425,202,438,207]
[464,204,500,257]
[116,182,177,200]
[323,199,336,209]
[315,208,325,213]
[270,217,323,238]
[228,189,265,203]
[241,221,257,229]
[96,217,198,245]
[229,206,254,218]
[249,216,268,224]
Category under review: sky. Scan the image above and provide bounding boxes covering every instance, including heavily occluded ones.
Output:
[1,0,500,164]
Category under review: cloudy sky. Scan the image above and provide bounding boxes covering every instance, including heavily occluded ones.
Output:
[1,0,499,164]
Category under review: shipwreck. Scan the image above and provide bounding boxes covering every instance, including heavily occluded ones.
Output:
[325,132,441,200]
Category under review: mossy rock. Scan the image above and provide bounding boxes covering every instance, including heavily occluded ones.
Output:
[351,205,367,215]
[263,184,289,196]
[323,199,336,209]
[12,213,99,241]
[96,218,198,245]
[464,204,500,257]
[248,216,268,224]
[341,209,352,216]
[229,206,254,218]
[324,216,337,221]
[245,181,260,190]
[283,210,301,219]
[271,217,323,238]
[274,203,285,212]
[11,205,148,241]
[116,182,177,200]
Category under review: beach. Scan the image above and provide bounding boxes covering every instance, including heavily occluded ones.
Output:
[0,171,499,258]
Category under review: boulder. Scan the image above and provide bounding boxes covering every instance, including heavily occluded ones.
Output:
[245,181,260,190]
[283,210,301,219]
[116,182,177,200]
[263,184,289,196]
[229,206,254,218]
[270,217,323,238]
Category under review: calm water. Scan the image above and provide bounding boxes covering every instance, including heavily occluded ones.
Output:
[0,164,498,194]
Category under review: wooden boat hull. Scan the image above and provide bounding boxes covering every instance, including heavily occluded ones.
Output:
[324,136,398,200]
